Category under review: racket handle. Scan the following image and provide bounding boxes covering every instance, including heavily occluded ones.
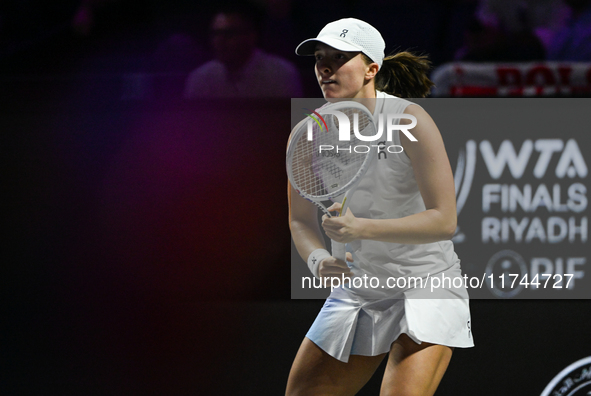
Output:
[330,191,353,262]
[331,240,346,262]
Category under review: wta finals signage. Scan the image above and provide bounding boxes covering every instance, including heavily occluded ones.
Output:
[438,99,589,299]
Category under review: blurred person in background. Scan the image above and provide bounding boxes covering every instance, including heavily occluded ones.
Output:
[546,0,591,60]
[455,0,568,61]
[184,1,302,99]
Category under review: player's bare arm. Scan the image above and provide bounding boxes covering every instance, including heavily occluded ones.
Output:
[321,104,457,245]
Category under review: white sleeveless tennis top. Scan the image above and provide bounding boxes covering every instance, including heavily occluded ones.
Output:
[344,92,460,299]
[306,91,473,362]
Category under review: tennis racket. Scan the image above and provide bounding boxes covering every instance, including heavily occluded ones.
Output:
[286,100,377,262]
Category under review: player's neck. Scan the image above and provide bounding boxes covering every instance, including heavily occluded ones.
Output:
[352,87,377,114]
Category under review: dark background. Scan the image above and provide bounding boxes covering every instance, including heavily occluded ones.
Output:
[2,0,591,394]
[4,95,591,395]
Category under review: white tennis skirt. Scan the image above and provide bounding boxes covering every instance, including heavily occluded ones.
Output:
[306,286,474,363]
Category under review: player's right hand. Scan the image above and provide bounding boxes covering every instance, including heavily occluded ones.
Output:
[318,252,354,279]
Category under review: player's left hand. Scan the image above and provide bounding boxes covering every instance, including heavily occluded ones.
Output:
[321,203,360,243]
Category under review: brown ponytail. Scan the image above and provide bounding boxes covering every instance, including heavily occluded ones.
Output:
[363,51,434,98]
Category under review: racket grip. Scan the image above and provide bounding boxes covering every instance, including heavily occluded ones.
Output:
[331,240,346,262]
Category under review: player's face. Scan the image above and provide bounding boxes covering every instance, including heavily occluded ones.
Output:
[314,43,375,99]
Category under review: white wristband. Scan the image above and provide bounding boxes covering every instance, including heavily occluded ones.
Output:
[307,249,331,279]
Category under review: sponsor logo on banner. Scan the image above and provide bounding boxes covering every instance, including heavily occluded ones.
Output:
[432,62,591,97]
[453,139,588,297]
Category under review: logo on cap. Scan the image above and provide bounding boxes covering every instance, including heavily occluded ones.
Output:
[340,29,348,38]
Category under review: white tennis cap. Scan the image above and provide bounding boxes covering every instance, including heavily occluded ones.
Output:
[295,18,385,68]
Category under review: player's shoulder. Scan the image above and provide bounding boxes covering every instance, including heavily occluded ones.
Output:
[378,91,421,114]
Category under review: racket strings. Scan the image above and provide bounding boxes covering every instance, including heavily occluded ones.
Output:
[320,109,373,189]
[290,106,376,199]
[292,138,325,196]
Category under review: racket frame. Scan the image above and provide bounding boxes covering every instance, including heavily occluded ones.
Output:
[287,100,376,262]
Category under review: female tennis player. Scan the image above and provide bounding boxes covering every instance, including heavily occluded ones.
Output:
[286,18,473,396]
